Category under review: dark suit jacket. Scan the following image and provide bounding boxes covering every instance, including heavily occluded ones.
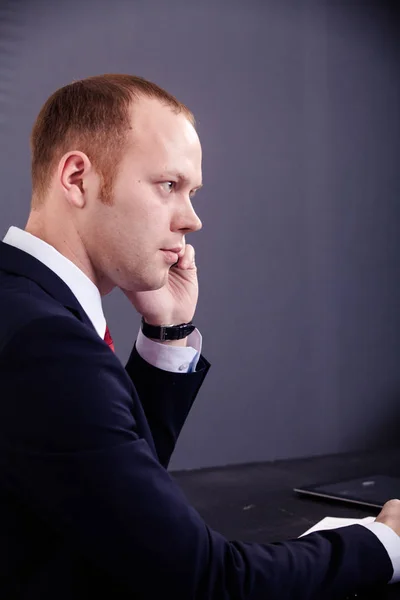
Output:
[0,240,393,599]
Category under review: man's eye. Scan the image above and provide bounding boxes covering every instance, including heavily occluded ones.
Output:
[160,181,175,193]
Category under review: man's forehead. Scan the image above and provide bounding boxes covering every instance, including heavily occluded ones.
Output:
[128,97,198,146]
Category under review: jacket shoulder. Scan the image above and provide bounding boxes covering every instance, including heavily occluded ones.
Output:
[0,271,84,352]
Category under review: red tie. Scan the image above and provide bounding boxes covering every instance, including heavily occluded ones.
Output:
[104,325,115,352]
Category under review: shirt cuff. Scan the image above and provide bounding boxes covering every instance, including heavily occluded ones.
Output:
[363,521,400,583]
[135,327,202,373]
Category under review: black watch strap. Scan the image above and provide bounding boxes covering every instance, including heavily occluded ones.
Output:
[141,317,195,341]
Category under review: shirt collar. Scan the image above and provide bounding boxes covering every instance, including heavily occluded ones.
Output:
[2,226,106,339]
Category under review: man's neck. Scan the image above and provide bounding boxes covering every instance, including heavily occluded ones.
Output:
[24,211,110,295]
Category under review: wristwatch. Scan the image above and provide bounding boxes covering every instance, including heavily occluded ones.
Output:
[141,317,195,341]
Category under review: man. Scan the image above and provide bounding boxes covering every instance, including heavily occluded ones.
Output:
[0,74,399,600]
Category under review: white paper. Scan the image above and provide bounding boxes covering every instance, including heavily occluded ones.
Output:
[300,516,376,537]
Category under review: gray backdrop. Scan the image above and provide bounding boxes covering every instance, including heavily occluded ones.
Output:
[0,0,399,470]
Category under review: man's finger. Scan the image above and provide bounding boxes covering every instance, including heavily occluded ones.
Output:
[181,244,195,269]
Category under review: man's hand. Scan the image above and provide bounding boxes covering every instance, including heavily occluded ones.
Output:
[122,243,199,326]
[376,499,400,536]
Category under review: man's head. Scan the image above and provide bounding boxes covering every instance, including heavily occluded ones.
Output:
[27,74,203,294]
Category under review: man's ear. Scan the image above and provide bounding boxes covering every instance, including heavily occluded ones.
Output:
[58,151,92,209]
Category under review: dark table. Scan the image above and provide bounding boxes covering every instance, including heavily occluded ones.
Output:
[173,447,400,599]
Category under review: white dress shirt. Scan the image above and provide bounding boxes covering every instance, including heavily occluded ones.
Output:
[2,226,201,373]
[2,226,400,582]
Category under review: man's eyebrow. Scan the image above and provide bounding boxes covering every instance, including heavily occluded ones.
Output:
[181,176,203,192]
[164,172,203,191]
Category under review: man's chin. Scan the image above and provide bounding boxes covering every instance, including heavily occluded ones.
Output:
[154,271,169,290]
[136,273,169,292]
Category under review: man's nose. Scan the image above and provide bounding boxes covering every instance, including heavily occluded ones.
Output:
[176,202,203,234]
[189,211,202,233]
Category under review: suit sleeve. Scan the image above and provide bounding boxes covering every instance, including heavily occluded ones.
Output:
[0,316,393,600]
[125,343,210,468]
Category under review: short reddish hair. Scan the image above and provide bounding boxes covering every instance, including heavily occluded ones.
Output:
[30,74,195,207]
